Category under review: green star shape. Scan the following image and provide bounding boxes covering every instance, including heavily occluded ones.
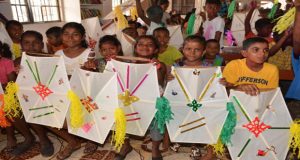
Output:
[187,99,202,112]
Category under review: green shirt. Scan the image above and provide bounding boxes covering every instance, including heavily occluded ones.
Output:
[158,45,183,66]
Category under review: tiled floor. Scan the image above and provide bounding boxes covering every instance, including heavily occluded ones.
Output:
[0,131,210,160]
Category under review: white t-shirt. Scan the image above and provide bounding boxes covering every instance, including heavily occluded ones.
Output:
[55,48,90,75]
[203,16,225,47]
[146,22,163,35]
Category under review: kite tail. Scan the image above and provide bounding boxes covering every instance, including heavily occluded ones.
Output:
[130,6,138,21]
[114,5,129,30]
[0,94,10,127]
[187,13,196,35]
[289,119,300,159]
[154,97,174,134]
[220,102,237,145]
[112,108,126,152]
[268,0,279,19]
[273,7,295,34]
[3,82,21,119]
[67,90,84,128]
[211,139,225,156]
[227,0,236,19]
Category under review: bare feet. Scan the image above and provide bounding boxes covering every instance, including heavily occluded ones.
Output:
[56,142,81,160]
[11,135,35,156]
[114,138,133,160]
[84,141,98,154]
[199,146,215,160]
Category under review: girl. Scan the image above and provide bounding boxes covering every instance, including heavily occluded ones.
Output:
[116,35,167,160]
[83,35,123,72]
[6,20,23,59]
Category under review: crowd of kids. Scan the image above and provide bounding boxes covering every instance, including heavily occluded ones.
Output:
[0,0,300,159]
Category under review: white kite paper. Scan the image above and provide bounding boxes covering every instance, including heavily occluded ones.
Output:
[164,67,228,144]
[116,30,135,57]
[67,68,119,144]
[231,9,260,46]
[16,53,70,128]
[105,59,160,136]
[227,88,292,160]
[168,25,184,49]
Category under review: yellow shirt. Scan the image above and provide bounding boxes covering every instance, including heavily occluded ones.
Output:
[268,46,292,70]
[158,45,183,66]
[12,43,21,59]
[223,59,279,89]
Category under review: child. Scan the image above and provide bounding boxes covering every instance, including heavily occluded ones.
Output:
[46,26,65,54]
[5,20,23,59]
[55,22,90,76]
[83,35,124,72]
[245,0,274,43]
[136,0,164,35]
[222,37,279,96]
[159,0,171,25]
[153,27,183,66]
[202,39,223,66]
[122,27,139,40]
[116,35,166,160]
[12,31,54,157]
[137,25,148,36]
[201,0,225,47]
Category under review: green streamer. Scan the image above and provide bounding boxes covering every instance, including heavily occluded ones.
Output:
[187,13,196,35]
[268,2,278,19]
[227,0,236,19]
[153,97,174,134]
[220,102,237,145]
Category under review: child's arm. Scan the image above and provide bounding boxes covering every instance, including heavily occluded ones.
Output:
[136,0,151,26]
[244,0,257,36]
[269,29,292,57]
[220,78,260,96]
[294,0,300,58]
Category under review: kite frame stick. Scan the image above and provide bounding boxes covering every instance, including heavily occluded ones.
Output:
[198,73,216,101]
[115,56,150,62]
[237,138,251,157]
[179,117,205,128]
[29,105,53,111]
[232,96,251,122]
[181,123,206,133]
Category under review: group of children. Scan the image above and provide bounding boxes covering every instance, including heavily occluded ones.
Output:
[1,0,300,159]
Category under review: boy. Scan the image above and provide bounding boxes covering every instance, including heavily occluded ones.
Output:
[222,37,279,96]
[245,1,274,43]
[137,25,148,36]
[153,27,182,65]
[201,0,225,47]
[159,0,171,25]
[136,0,164,35]
[46,26,64,54]
[5,20,23,59]
[203,39,223,66]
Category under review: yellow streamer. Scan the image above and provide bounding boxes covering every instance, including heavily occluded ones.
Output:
[3,82,21,119]
[130,6,138,21]
[289,119,300,159]
[114,5,129,30]
[211,139,225,156]
[112,108,126,152]
[67,90,84,128]
[118,90,139,106]
[273,7,295,34]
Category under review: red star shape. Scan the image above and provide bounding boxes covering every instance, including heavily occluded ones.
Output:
[33,83,53,100]
[242,116,271,137]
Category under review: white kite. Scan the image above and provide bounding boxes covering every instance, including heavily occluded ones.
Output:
[16,53,70,128]
[116,31,135,57]
[168,25,184,49]
[67,68,119,144]
[164,67,228,144]
[227,88,292,160]
[105,59,160,136]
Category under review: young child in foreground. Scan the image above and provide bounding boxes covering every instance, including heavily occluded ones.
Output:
[222,37,279,96]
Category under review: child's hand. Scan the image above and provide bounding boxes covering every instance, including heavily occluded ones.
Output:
[83,60,97,71]
[236,84,260,96]
[150,58,161,70]
[249,0,258,9]
[199,12,206,21]
[104,54,117,61]
[219,78,234,87]
[167,73,175,82]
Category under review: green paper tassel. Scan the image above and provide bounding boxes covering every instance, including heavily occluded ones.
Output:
[268,2,278,19]
[154,97,174,134]
[187,13,196,35]
[227,0,236,19]
[220,102,237,145]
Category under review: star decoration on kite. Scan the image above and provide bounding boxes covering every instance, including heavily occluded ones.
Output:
[33,82,53,100]
[88,36,97,49]
[80,96,99,113]
[118,90,140,106]
[187,99,202,112]
[242,116,271,137]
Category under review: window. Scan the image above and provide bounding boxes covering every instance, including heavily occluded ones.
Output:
[112,0,129,10]
[10,0,60,23]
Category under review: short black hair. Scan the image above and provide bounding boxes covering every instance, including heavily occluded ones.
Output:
[62,22,87,48]
[159,0,169,5]
[136,35,160,50]
[46,26,62,37]
[243,37,268,50]
[0,41,12,59]
[206,39,219,45]
[99,35,123,56]
[5,20,22,29]
[21,30,43,43]
[146,5,163,20]
[255,18,272,31]
[153,27,169,36]
[205,0,221,6]
[183,35,206,49]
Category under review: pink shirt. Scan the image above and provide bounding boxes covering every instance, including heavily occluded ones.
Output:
[0,57,15,84]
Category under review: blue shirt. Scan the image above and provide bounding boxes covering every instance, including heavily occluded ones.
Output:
[286,51,300,100]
